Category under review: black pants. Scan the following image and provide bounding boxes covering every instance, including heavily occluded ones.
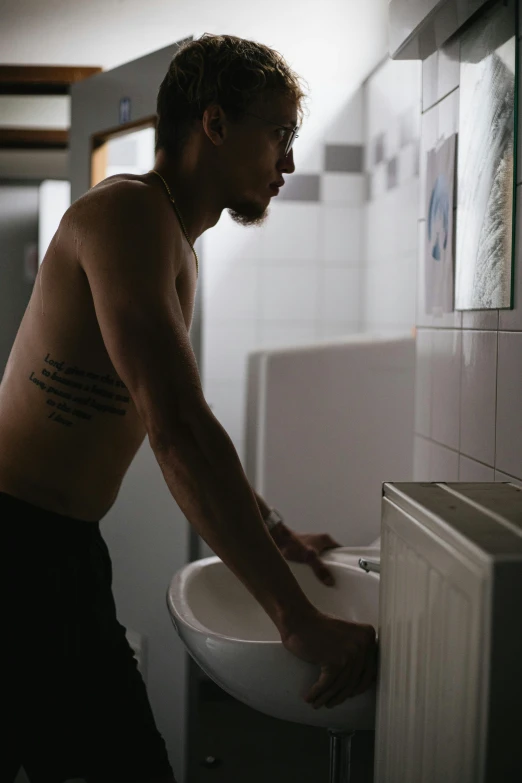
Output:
[2,491,175,782]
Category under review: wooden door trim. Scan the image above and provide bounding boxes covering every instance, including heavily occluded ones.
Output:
[91,115,158,150]
[0,128,69,150]
[90,116,157,188]
[0,65,102,95]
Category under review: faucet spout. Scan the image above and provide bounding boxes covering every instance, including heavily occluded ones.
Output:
[358,557,380,574]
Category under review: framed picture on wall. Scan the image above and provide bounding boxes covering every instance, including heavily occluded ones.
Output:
[425,134,457,314]
[455,0,517,310]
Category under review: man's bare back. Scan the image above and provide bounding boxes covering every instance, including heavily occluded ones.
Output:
[0,173,197,522]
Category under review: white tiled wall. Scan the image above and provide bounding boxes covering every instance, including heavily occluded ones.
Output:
[413,14,522,484]
[430,328,461,451]
[460,330,497,465]
[362,57,422,333]
[496,330,522,479]
[201,94,365,462]
[322,173,365,204]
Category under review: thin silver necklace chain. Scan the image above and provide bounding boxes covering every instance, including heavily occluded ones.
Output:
[149,169,199,277]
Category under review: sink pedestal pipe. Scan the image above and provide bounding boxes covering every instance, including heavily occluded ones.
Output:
[327,558,379,783]
[328,729,355,783]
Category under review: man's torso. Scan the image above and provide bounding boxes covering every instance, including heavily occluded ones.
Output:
[0,173,198,522]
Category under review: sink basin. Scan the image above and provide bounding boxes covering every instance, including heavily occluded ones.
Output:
[166,546,380,730]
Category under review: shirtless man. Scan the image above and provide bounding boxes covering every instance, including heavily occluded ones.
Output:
[3,34,378,783]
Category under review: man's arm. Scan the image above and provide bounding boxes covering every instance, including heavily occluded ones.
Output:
[253,489,287,540]
[74,183,317,638]
[252,489,272,524]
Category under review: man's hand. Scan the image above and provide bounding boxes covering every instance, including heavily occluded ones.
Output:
[269,523,341,587]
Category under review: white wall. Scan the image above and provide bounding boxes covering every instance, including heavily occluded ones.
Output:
[0,95,69,128]
[362,57,422,333]
[1,1,388,85]
[38,180,71,264]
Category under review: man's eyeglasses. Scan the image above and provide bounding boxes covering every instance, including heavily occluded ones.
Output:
[244,111,299,157]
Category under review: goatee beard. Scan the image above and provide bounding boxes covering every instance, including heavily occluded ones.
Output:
[228,205,270,227]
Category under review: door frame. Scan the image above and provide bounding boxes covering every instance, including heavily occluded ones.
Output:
[90,114,157,187]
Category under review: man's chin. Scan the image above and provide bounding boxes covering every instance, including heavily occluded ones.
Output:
[228,202,270,227]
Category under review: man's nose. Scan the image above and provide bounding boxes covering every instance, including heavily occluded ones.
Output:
[279,148,295,174]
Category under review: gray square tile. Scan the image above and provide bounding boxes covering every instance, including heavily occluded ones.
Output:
[387,157,398,189]
[325,144,364,173]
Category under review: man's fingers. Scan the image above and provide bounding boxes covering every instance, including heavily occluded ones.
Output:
[326,646,378,706]
[310,556,336,586]
[313,665,363,708]
[303,546,317,563]
[305,664,344,704]
[301,545,335,585]
[309,658,364,709]
[323,643,379,708]
[310,533,342,552]
[306,641,377,709]
[321,534,342,550]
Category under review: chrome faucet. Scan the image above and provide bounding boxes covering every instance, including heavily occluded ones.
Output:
[358,557,380,574]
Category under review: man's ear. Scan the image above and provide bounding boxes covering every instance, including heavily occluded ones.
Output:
[202,104,228,148]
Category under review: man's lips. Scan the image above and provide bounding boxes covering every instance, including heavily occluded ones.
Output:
[269,180,285,193]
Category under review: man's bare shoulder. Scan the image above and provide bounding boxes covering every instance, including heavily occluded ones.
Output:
[61,175,184,276]
[68,176,167,229]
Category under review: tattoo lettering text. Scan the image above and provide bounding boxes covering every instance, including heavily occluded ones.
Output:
[28,353,130,428]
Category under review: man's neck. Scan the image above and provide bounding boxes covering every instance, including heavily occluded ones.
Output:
[151,151,223,243]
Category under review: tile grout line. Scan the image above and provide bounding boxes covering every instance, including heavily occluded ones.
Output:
[421,85,459,117]
[493,327,500,474]
[457,328,464,479]
[414,432,497,473]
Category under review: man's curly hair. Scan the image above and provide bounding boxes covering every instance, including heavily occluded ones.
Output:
[156,33,308,158]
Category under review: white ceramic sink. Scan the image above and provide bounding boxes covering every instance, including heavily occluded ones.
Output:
[166,546,380,730]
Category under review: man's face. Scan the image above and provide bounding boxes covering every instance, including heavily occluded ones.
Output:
[221,91,298,227]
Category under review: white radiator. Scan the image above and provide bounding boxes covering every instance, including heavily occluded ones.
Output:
[374,482,522,783]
